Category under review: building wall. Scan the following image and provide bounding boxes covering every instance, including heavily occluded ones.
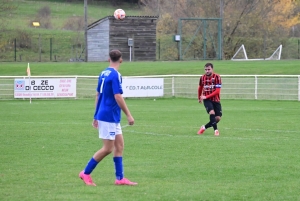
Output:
[87,18,109,62]
[109,17,157,61]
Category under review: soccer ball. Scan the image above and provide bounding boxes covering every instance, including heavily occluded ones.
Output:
[114,9,126,20]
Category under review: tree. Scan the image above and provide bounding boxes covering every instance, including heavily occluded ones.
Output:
[140,0,300,59]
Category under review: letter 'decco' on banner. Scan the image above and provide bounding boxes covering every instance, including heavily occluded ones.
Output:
[14,78,76,98]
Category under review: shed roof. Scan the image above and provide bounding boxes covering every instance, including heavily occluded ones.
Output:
[88,16,159,30]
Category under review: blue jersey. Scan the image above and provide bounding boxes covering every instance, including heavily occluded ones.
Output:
[94,67,123,123]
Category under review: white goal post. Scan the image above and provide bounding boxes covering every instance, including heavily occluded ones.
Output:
[231,44,282,61]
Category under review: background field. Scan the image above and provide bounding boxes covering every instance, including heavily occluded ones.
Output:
[1,60,300,76]
[0,98,300,201]
[1,0,141,62]
[1,0,299,61]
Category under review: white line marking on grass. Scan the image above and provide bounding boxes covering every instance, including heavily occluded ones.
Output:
[125,130,294,141]
[124,124,300,134]
[1,121,298,140]
[1,121,298,134]
[127,130,174,137]
[223,127,300,133]
[121,124,130,129]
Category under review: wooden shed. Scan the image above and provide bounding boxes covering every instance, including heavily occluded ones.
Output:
[87,16,158,62]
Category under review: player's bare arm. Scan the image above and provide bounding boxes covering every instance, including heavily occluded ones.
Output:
[115,94,134,125]
[92,92,100,128]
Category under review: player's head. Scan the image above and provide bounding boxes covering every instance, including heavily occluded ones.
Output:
[109,49,122,63]
[204,63,213,76]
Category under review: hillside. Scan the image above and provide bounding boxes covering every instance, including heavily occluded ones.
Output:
[1,0,299,62]
[0,0,141,62]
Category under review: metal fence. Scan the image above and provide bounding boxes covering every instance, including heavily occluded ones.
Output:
[0,34,85,62]
[1,75,299,101]
[1,33,299,62]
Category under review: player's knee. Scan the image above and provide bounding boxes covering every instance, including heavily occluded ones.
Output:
[208,110,215,115]
[215,116,221,123]
[115,144,124,152]
[102,146,114,155]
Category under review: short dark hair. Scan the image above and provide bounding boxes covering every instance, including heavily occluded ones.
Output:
[109,50,122,62]
[204,63,213,68]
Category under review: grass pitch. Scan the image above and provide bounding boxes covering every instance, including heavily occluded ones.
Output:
[1,60,300,76]
[1,98,300,201]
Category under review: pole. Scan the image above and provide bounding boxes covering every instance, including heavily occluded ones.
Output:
[132,34,135,61]
[177,41,180,61]
[220,0,223,60]
[178,19,182,60]
[39,34,41,62]
[203,20,207,60]
[297,39,299,59]
[158,39,160,60]
[130,46,131,62]
[14,38,17,61]
[263,33,266,60]
[84,0,88,62]
[50,38,52,61]
[27,63,32,104]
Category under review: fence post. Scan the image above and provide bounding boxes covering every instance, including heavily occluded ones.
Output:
[50,38,52,61]
[158,39,160,60]
[39,34,41,62]
[255,76,258,100]
[172,76,175,97]
[298,76,300,101]
[14,38,17,62]
[298,40,300,59]
[75,76,78,100]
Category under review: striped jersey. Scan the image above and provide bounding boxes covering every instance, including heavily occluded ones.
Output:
[199,73,222,102]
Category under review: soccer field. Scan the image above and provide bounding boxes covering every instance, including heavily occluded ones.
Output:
[1,98,300,201]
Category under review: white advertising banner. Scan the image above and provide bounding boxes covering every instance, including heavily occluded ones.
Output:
[14,78,76,98]
[122,78,164,97]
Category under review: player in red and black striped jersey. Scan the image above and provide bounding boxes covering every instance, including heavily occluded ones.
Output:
[197,63,222,136]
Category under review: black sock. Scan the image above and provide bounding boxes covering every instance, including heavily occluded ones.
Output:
[205,123,211,129]
[210,114,217,130]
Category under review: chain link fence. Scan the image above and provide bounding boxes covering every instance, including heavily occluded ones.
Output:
[156,36,300,61]
[0,33,299,62]
[0,33,85,62]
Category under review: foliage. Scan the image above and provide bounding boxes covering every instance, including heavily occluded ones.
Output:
[63,16,85,31]
[0,0,299,61]
[140,0,300,59]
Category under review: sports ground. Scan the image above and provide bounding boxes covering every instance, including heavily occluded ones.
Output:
[0,60,300,200]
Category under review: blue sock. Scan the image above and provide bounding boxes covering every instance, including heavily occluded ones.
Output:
[84,157,99,174]
[113,157,124,180]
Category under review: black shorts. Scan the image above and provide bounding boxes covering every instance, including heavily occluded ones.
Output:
[203,99,222,117]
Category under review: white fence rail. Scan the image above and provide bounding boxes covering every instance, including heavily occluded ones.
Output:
[0,75,299,101]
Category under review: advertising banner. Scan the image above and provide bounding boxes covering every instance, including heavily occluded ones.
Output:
[122,78,164,97]
[14,78,76,98]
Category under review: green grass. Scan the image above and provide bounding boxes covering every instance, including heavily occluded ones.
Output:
[0,60,300,76]
[1,98,300,200]
[8,0,140,29]
[1,0,141,61]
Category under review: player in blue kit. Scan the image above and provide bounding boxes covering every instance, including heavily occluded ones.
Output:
[79,50,137,186]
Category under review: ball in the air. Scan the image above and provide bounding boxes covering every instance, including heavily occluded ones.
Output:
[114,9,126,20]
